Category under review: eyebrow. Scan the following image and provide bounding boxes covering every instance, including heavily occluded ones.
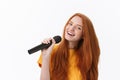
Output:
[77,24,83,27]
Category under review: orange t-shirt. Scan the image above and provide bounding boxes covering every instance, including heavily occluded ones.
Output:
[37,45,82,80]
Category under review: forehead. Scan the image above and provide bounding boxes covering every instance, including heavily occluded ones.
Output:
[70,16,83,25]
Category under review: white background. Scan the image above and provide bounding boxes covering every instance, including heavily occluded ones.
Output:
[0,0,120,80]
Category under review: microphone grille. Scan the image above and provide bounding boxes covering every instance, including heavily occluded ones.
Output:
[53,35,62,43]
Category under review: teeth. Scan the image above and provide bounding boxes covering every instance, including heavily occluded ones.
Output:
[68,32,74,36]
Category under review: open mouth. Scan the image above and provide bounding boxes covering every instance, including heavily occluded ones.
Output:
[67,31,75,36]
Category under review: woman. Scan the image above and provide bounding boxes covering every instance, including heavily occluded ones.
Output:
[38,13,100,80]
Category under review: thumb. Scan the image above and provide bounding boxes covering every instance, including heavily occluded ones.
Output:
[50,38,55,48]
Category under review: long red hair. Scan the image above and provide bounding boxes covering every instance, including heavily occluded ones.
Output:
[50,13,100,80]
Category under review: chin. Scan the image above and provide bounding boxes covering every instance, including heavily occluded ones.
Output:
[65,36,72,41]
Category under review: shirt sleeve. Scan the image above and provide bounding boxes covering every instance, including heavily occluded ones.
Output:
[37,53,42,67]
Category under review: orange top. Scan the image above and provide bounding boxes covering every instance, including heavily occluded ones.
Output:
[37,45,82,80]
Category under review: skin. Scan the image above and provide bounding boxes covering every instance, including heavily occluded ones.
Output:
[40,16,83,80]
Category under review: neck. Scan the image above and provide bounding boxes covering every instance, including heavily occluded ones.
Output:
[68,41,79,49]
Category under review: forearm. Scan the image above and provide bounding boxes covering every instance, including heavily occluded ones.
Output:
[40,38,55,80]
[40,58,50,80]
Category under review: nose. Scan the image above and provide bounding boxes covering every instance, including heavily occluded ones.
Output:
[69,25,75,31]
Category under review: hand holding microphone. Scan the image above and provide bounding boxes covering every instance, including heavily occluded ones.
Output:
[28,35,61,54]
[41,38,56,58]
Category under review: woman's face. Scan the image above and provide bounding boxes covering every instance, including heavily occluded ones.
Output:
[65,16,83,42]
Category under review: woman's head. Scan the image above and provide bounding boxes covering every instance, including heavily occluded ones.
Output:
[62,13,96,46]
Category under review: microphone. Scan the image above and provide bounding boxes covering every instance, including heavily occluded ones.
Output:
[28,35,61,54]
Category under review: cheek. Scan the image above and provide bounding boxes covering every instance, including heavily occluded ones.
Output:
[65,26,69,30]
[76,31,83,40]
[65,26,68,33]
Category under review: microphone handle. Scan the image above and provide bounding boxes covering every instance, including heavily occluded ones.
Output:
[28,40,52,54]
